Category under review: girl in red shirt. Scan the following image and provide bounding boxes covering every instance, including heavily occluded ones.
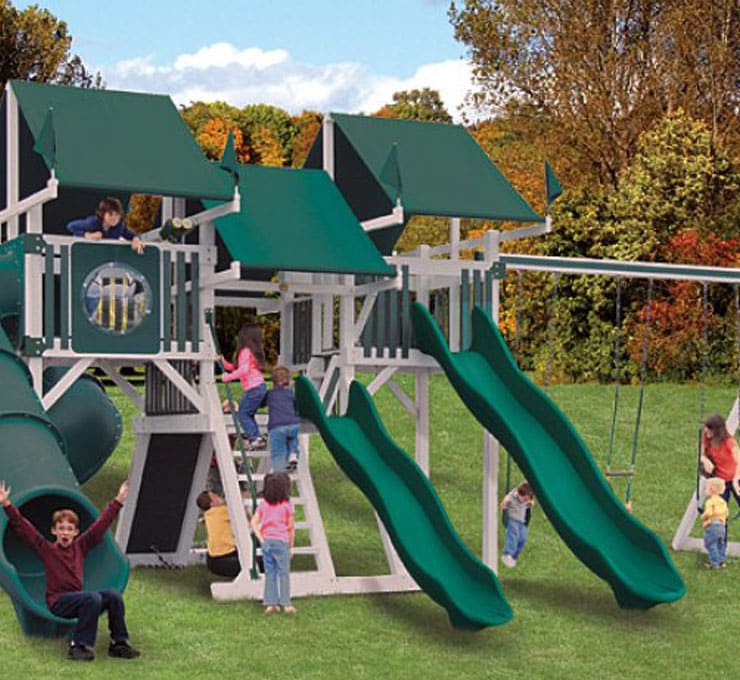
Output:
[701,414,740,509]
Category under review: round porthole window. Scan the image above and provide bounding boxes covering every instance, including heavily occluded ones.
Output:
[81,263,153,335]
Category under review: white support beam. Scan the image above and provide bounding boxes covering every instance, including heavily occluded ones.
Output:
[201,261,241,289]
[498,222,549,243]
[387,379,415,416]
[352,292,378,344]
[414,370,430,475]
[5,82,19,241]
[361,204,404,232]
[322,114,335,179]
[482,229,501,571]
[366,366,398,396]
[97,360,145,411]
[449,218,461,352]
[42,358,95,411]
[0,179,58,228]
[152,359,205,413]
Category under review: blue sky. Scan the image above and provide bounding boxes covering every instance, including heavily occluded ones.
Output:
[17,1,475,118]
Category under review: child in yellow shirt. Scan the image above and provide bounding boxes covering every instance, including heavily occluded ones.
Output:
[702,477,729,569]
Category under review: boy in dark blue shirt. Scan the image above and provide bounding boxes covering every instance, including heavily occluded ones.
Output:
[67,197,143,254]
[266,366,301,472]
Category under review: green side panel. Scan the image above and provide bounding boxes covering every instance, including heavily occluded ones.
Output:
[59,245,69,349]
[44,368,122,484]
[176,252,186,352]
[206,164,394,277]
[0,249,128,637]
[9,80,233,200]
[70,242,161,354]
[295,376,513,629]
[162,251,172,348]
[411,302,686,609]
[190,253,199,347]
[43,245,54,349]
[331,113,542,222]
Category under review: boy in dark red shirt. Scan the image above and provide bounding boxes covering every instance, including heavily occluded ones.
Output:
[0,479,139,661]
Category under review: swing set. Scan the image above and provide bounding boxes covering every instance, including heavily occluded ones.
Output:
[500,255,740,550]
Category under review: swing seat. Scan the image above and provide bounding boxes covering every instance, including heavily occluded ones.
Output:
[605,469,635,478]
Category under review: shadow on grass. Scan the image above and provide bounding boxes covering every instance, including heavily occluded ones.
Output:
[502,577,678,628]
[368,592,516,650]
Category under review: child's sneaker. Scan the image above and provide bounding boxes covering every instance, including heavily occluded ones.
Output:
[283,605,297,615]
[287,453,298,472]
[501,554,517,568]
[68,643,95,661]
[108,640,141,659]
[251,436,267,450]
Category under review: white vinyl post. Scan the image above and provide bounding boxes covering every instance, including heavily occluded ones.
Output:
[322,114,334,180]
[5,83,19,242]
[482,230,501,571]
[449,217,461,351]
[338,275,355,413]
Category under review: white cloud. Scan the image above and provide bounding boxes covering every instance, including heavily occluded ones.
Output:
[105,42,477,121]
[172,43,289,71]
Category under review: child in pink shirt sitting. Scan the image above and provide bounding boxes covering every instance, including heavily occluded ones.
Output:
[250,472,294,613]
[221,323,267,450]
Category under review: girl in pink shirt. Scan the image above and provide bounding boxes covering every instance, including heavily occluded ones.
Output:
[222,323,267,449]
[250,472,295,614]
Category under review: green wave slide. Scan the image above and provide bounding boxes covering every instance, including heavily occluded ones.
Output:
[296,375,513,629]
[412,302,685,609]
[0,238,128,636]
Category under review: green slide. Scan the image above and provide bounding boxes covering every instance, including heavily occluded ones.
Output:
[296,376,513,629]
[412,302,685,609]
[0,240,128,636]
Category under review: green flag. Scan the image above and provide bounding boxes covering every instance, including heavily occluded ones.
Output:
[379,142,402,203]
[220,130,239,183]
[545,161,563,208]
[34,107,56,170]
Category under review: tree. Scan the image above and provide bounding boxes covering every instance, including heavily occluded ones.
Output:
[196,117,250,163]
[0,0,101,90]
[290,111,322,168]
[449,0,740,189]
[374,88,452,124]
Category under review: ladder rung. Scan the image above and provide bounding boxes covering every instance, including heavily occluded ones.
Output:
[239,473,298,483]
[294,521,311,530]
[605,470,635,477]
[291,546,318,556]
[233,450,270,459]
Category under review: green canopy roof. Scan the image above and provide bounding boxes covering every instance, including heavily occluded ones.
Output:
[307,113,542,223]
[9,80,233,200]
[209,164,394,277]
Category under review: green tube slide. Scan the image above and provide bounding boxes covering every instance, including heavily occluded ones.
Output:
[296,376,513,629]
[412,302,685,609]
[0,245,128,637]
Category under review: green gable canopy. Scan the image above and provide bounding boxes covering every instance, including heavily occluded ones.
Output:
[9,80,233,200]
[307,113,542,223]
[209,164,394,277]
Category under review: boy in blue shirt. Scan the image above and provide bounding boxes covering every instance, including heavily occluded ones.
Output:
[67,197,143,254]
[266,366,300,472]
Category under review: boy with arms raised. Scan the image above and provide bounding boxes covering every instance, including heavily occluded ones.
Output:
[0,479,140,661]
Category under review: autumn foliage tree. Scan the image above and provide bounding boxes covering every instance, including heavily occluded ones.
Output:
[450,0,740,188]
[0,0,101,89]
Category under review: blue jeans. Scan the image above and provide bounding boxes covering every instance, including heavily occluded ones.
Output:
[237,383,267,440]
[51,589,128,647]
[262,539,291,607]
[503,518,528,560]
[704,521,727,566]
[269,424,300,471]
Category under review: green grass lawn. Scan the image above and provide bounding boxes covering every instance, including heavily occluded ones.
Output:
[0,376,737,679]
